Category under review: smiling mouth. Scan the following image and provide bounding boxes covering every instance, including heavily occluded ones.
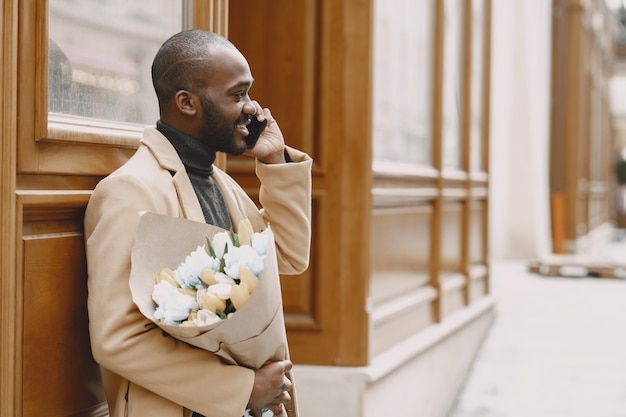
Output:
[236,118,252,135]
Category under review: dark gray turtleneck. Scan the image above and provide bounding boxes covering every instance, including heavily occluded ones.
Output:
[157,121,233,231]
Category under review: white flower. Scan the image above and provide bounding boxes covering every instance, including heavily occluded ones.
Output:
[223,245,265,278]
[174,245,218,289]
[207,283,234,300]
[152,281,196,326]
[194,309,222,326]
[251,228,270,257]
[211,231,234,259]
[214,272,237,286]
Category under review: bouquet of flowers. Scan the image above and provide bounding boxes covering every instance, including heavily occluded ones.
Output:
[129,213,298,417]
[150,217,269,328]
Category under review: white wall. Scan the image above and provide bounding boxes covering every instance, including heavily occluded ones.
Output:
[488,0,553,260]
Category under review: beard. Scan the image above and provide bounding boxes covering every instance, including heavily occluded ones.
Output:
[198,95,247,155]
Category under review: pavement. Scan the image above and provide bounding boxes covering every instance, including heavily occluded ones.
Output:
[447,244,626,416]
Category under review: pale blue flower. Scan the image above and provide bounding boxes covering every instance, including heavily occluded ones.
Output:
[223,245,265,278]
[152,281,196,326]
[174,245,217,289]
[251,229,270,257]
[243,408,272,417]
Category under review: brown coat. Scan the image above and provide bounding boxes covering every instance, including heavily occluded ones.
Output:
[84,127,312,417]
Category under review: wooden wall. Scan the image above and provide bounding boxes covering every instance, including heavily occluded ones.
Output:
[0,1,231,416]
[1,0,493,415]
[227,0,373,366]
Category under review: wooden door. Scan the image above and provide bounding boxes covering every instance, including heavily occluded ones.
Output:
[1,1,228,416]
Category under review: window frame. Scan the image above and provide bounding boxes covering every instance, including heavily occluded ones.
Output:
[18,0,223,175]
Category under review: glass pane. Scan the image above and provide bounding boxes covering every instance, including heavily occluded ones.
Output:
[48,0,183,126]
[469,0,485,172]
[441,0,463,169]
[372,0,434,166]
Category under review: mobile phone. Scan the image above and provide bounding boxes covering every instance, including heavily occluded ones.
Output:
[245,117,268,149]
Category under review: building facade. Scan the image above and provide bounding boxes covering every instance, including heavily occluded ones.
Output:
[0,0,618,416]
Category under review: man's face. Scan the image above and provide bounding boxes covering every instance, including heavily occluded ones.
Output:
[195,46,255,155]
[198,93,248,155]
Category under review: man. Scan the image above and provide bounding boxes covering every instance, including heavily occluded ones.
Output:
[84,30,311,417]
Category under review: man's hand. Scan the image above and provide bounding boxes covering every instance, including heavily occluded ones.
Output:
[248,360,293,416]
[244,105,286,164]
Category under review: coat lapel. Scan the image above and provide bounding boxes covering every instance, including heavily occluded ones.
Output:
[212,167,267,233]
[141,127,205,223]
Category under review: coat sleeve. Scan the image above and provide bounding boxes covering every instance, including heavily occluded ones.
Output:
[84,171,254,417]
[255,146,312,275]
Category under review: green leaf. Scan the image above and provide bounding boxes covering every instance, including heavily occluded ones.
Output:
[229,229,240,247]
[205,236,216,258]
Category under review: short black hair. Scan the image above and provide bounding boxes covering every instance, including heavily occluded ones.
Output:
[151,30,232,112]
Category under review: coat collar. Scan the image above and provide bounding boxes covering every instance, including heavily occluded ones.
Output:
[141,127,206,223]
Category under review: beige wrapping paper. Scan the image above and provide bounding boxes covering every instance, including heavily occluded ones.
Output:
[129,212,298,417]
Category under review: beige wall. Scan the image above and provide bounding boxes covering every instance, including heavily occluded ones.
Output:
[489,0,553,259]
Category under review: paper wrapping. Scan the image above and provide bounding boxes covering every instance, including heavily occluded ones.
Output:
[129,212,298,417]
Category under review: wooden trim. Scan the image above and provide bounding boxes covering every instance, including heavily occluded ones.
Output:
[335,0,373,365]
[205,0,230,171]
[481,0,492,292]
[1,0,20,415]
[461,0,471,306]
[431,0,444,322]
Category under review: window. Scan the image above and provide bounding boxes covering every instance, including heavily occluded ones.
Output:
[441,0,463,169]
[48,0,184,126]
[372,0,434,167]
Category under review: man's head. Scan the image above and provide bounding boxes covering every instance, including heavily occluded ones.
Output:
[152,30,256,154]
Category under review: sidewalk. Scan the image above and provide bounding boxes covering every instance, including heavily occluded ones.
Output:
[447,257,626,417]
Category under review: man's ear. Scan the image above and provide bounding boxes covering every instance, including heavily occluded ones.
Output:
[174,90,198,116]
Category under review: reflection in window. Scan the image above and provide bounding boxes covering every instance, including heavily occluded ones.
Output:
[372,0,434,167]
[48,0,183,126]
[441,0,463,169]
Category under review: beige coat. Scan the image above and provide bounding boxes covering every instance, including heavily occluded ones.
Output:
[84,127,312,417]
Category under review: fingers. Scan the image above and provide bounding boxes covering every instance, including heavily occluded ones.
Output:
[266,402,287,416]
[280,359,293,373]
[279,375,293,395]
[249,101,276,125]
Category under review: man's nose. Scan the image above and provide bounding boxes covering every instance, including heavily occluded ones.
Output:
[242,100,256,115]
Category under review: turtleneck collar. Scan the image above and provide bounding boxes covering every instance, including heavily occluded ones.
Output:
[157,121,216,177]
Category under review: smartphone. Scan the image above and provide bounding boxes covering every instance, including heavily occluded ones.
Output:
[245,117,268,149]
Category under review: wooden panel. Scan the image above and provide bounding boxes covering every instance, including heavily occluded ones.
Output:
[227,0,318,170]
[440,201,463,271]
[22,234,105,416]
[281,195,322,327]
[371,206,432,274]
[14,191,105,417]
[440,274,466,318]
[370,285,437,357]
[228,0,373,366]
[468,199,485,264]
